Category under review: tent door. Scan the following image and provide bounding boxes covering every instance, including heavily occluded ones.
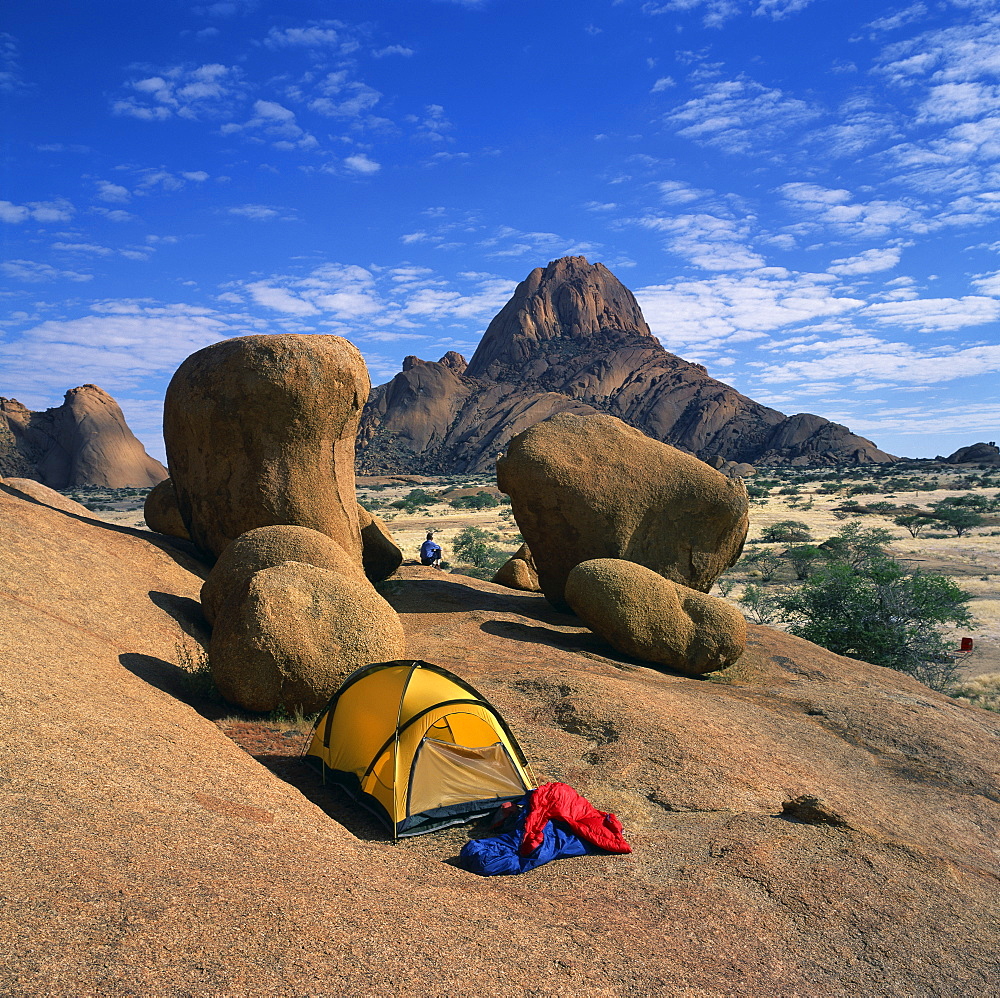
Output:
[407,737,526,818]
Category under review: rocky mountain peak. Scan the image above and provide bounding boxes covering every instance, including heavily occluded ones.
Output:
[0,385,167,488]
[465,255,658,381]
[357,258,895,474]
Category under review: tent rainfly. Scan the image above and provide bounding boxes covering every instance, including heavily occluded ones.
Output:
[304,660,536,838]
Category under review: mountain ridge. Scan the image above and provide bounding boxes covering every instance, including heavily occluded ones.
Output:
[357,256,894,473]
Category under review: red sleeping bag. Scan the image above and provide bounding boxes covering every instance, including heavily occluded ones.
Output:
[519,782,632,856]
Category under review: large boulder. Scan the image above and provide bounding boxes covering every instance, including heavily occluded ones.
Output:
[163,334,369,560]
[143,477,189,540]
[565,558,746,674]
[492,543,541,592]
[358,504,403,582]
[209,560,406,713]
[201,524,366,627]
[497,413,749,607]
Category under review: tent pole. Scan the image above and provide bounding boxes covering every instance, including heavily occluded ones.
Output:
[392,660,420,844]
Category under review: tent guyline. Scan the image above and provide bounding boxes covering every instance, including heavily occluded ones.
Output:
[304,660,537,839]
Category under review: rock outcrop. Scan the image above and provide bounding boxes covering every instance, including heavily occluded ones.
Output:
[5,490,1000,995]
[209,560,406,713]
[944,441,1000,465]
[0,386,167,487]
[565,558,747,674]
[164,334,369,560]
[497,413,749,607]
[0,476,94,517]
[357,256,895,473]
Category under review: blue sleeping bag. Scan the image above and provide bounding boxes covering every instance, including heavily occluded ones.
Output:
[459,798,597,876]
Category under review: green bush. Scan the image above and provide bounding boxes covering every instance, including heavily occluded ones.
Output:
[777,557,973,691]
[761,520,812,543]
[452,526,507,572]
[448,492,500,510]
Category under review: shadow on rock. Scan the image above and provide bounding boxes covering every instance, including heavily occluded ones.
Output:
[148,590,210,642]
[383,575,575,625]
[118,651,224,721]
[478,619,643,671]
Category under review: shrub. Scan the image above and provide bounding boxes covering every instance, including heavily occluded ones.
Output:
[761,520,812,543]
[449,492,500,510]
[742,548,783,582]
[928,503,985,536]
[452,526,507,573]
[738,585,785,624]
[777,558,974,691]
[784,545,827,580]
[894,513,934,538]
[819,522,891,571]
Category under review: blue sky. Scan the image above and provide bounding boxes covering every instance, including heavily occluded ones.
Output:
[3,0,999,463]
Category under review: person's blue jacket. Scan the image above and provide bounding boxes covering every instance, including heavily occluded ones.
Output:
[420,539,441,560]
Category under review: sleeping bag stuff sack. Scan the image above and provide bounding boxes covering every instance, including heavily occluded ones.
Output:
[304,660,536,838]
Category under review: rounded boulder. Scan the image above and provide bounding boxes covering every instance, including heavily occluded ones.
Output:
[163,334,369,559]
[492,543,541,592]
[565,558,746,675]
[201,524,365,626]
[497,413,749,608]
[209,561,407,713]
[358,503,403,583]
[143,478,190,540]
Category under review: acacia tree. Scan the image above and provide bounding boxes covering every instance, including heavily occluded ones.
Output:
[894,513,934,538]
[778,557,974,690]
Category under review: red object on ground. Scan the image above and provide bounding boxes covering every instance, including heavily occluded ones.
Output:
[519,782,632,857]
[961,637,974,652]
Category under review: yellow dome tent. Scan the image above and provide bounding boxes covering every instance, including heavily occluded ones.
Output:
[304,660,536,838]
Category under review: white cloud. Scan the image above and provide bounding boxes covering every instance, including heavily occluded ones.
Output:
[651,77,675,92]
[864,3,928,36]
[0,198,75,224]
[633,213,765,270]
[227,204,287,220]
[0,200,29,223]
[972,269,1000,295]
[0,301,261,399]
[96,181,131,203]
[1,259,92,282]
[245,283,320,315]
[373,45,414,58]
[406,104,453,142]
[478,226,599,260]
[51,242,114,256]
[112,64,244,121]
[308,72,382,118]
[865,295,1000,331]
[665,77,820,155]
[222,99,318,149]
[827,247,903,276]
[344,153,381,174]
[634,269,863,352]
[752,336,1000,387]
[779,182,927,238]
[262,23,357,51]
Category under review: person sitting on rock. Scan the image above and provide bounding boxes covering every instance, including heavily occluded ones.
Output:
[419,532,442,568]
